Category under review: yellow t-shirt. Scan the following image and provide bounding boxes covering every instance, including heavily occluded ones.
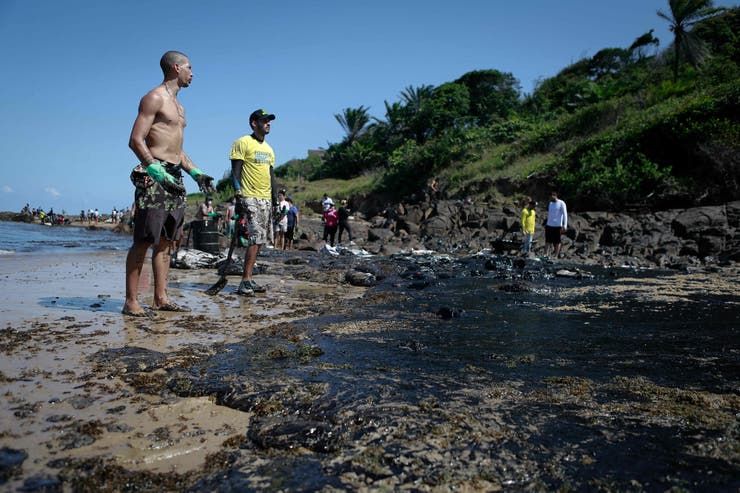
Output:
[229,134,275,200]
[521,207,536,234]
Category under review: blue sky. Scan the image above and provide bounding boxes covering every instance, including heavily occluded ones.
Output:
[0,0,737,214]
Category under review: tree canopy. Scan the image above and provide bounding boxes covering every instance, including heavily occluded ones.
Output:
[273,5,739,210]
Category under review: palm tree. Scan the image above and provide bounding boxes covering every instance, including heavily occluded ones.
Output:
[372,101,405,133]
[367,101,407,151]
[629,29,660,60]
[399,85,435,143]
[657,0,723,80]
[399,85,433,113]
[334,106,371,144]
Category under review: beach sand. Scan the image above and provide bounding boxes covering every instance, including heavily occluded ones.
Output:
[2,241,738,491]
[0,247,365,489]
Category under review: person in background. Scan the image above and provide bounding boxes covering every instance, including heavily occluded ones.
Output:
[197,196,214,221]
[337,199,353,245]
[520,198,536,255]
[321,193,333,212]
[323,202,339,247]
[429,177,440,200]
[285,197,299,250]
[545,190,568,258]
[230,108,277,296]
[321,196,334,240]
[274,190,289,250]
[382,202,398,231]
[225,198,236,238]
[123,50,215,316]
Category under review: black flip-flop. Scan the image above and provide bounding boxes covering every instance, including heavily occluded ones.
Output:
[155,302,191,312]
[121,307,155,318]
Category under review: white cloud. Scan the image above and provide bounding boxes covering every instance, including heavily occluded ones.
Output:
[2,185,13,193]
[44,187,61,198]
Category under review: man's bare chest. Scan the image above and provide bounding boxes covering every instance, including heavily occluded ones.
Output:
[156,100,187,128]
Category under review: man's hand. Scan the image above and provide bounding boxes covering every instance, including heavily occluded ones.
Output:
[162,179,186,195]
[195,174,215,194]
[235,197,248,217]
[188,168,215,194]
[145,162,185,195]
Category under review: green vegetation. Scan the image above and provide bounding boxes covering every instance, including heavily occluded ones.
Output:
[274,172,380,212]
[261,4,740,211]
[658,0,725,80]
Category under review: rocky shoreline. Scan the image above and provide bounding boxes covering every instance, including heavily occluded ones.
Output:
[287,198,740,274]
[5,196,739,273]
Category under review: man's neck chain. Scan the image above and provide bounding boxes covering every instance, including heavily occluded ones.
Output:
[164,83,184,119]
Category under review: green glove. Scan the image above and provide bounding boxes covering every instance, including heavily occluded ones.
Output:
[146,162,185,195]
[189,168,215,193]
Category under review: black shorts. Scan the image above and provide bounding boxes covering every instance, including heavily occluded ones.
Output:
[133,207,185,246]
[545,225,562,244]
[286,225,295,241]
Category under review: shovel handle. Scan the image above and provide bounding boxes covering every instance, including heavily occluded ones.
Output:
[205,219,241,295]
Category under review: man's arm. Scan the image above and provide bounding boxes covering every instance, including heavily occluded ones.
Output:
[561,201,568,230]
[180,152,196,174]
[129,92,185,194]
[270,166,278,207]
[129,92,162,164]
[182,152,215,193]
[231,159,243,197]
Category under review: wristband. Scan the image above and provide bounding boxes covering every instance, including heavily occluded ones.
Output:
[188,167,204,179]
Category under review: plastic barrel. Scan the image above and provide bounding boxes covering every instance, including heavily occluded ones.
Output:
[191,220,221,254]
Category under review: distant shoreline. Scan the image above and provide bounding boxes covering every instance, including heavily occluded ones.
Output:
[0,213,125,233]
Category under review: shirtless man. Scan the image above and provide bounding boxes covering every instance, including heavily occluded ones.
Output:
[123,50,214,317]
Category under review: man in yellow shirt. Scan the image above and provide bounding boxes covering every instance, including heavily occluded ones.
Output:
[229,109,277,296]
[520,198,536,254]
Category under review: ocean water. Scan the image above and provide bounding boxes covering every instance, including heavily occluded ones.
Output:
[0,221,131,255]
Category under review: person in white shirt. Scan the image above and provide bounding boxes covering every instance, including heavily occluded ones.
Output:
[321,194,333,212]
[274,190,290,250]
[545,191,568,258]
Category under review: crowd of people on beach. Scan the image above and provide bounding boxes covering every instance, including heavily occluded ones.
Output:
[188,189,302,252]
[19,203,135,227]
[20,203,70,225]
[319,194,353,248]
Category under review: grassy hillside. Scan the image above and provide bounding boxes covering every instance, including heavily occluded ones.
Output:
[229,5,740,212]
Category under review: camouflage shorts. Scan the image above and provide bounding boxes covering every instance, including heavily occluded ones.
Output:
[237,197,273,246]
[132,161,185,212]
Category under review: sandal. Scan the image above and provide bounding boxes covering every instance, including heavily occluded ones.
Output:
[155,302,192,312]
[122,307,155,318]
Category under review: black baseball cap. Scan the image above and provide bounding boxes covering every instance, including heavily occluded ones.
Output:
[250,109,276,123]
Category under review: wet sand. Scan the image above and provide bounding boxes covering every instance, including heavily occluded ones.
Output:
[0,248,365,489]
[1,248,738,491]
